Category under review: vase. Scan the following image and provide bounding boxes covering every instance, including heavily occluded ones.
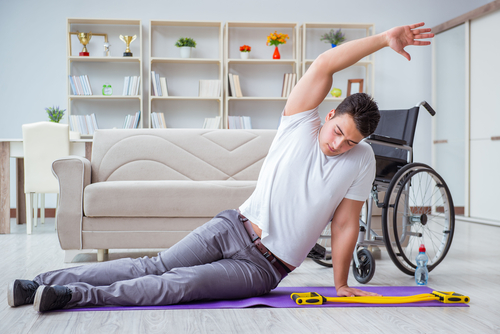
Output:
[273,46,280,59]
[240,52,249,59]
[180,46,192,58]
[331,43,337,48]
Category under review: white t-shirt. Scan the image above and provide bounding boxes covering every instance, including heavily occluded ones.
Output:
[239,106,375,267]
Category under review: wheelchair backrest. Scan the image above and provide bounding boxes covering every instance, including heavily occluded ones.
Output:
[369,106,420,182]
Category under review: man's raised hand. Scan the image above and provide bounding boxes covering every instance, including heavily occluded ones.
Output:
[385,22,434,61]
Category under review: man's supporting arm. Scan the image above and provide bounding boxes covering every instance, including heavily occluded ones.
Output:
[330,197,380,297]
[284,22,433,116]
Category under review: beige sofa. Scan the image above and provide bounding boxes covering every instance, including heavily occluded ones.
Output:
[52,129,276,262]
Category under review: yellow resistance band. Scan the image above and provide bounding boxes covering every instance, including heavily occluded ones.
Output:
[291,291,470,305]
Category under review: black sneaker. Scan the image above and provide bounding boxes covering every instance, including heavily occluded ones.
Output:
[33,285,72,312]
[7,279,39,307]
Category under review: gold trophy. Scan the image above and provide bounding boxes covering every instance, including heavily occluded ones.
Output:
[77,31,92,56]
[119,35,136,57]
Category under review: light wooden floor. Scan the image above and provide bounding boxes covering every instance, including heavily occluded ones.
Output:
[1,218,499,334]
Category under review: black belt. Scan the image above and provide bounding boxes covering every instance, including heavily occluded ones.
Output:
[238,213,290,279]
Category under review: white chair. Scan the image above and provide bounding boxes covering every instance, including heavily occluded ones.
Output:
[22,122,70,234]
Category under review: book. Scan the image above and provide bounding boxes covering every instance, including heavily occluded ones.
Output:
[288,73,297,96]
[233,75,243,97]
[160,77,168,97]
[85,75,93,95]
[228,116,252,129]
[199,80,221,97]
[135,76,141,95]
[159,112,166,128]
[202,116,221,129]
[155,73,162,96]
[151,71,159,96]
[281,73,297,98]
[228,74,236,97]
[69,113,99,135]
[282,73,289,98]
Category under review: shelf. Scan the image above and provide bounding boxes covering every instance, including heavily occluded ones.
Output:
[151,57,221,64]
[151,20,222,27]
[69,95,141,100]
[227,22,298,28]
[323,97,345,102]
[151,96,222,101]
[228,97,288,101]
[69,56,141,63]
[228,59,298,65]
[304,60,373,67]
[67,18,141,25]
[304,23,374,29]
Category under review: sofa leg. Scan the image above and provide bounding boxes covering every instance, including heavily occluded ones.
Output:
[97,249,108,262]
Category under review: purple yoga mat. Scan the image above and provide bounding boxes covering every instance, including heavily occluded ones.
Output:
[58,286,468,312]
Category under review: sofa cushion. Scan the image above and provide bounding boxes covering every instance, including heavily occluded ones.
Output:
[84,180,256,218]
[91,129,277,182]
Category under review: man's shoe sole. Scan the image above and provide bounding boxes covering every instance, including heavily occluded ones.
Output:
[7,281,15,307]
[33,285,47,312]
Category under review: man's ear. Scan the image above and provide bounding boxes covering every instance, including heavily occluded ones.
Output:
[325,109,336,122]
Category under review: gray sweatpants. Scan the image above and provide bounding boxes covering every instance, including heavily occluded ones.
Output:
[34,210,282,308]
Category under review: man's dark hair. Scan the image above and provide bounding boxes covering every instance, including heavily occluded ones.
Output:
[333,93,380,138]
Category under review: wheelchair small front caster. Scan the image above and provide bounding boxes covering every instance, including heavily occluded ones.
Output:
[352,248,375,284]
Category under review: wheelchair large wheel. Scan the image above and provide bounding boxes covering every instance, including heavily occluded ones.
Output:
[382,163,455,276]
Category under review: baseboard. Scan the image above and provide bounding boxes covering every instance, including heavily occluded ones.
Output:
[10,208,56,218]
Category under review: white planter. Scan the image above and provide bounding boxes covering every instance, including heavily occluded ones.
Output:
[179,47,192,58]
[240,52,249,59]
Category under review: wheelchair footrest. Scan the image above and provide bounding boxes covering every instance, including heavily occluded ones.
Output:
[307,243,326,260]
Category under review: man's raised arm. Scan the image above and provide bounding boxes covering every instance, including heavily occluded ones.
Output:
[284,22,434,116]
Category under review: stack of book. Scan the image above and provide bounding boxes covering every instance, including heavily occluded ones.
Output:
[202,116,222,129]
[199,80,221,97]
[69,114,98,135]
[228,73,243,97]
[69,75,93,95]
[123,110,141,129]
[282,73,297,97]
[228,116,252,129]
[151,112,167,128]
[122,76,141,96]
[151,71,169,96]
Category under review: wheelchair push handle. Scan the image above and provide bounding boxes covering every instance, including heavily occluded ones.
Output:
[418,101,436,116]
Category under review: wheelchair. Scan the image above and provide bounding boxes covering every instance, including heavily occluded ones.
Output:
[308,101,455,284]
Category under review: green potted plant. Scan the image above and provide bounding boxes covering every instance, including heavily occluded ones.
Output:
[175,37,197,58]
[320,29,346,48]
[45,106,65,123]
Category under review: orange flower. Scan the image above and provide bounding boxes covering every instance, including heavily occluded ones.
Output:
[267,31,289,46]
[240,45,251,52]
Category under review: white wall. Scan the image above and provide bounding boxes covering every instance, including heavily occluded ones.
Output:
[0,0,493,208]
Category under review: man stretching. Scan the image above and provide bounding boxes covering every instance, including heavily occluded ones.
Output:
[8,22,433,312]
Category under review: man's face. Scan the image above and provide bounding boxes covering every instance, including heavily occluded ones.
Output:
[319,110,364,156]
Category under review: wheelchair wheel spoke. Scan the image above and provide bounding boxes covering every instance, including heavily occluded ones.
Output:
[383,164,455,276]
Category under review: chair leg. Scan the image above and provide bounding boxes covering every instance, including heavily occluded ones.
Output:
[40,193,45,224]
[33,193,38,227]
[26,193,33,235]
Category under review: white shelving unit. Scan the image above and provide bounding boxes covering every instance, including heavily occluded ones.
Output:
[149,20,224,128]
[300,23,375,120]
[67,18,143,136]
[224,22,299,129]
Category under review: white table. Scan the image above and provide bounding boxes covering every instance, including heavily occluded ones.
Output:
[0,139,92,234]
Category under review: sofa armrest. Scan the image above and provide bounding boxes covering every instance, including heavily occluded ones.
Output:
[52,156,91,250]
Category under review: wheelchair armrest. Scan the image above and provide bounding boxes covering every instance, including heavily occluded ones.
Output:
[367,134,407,146]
